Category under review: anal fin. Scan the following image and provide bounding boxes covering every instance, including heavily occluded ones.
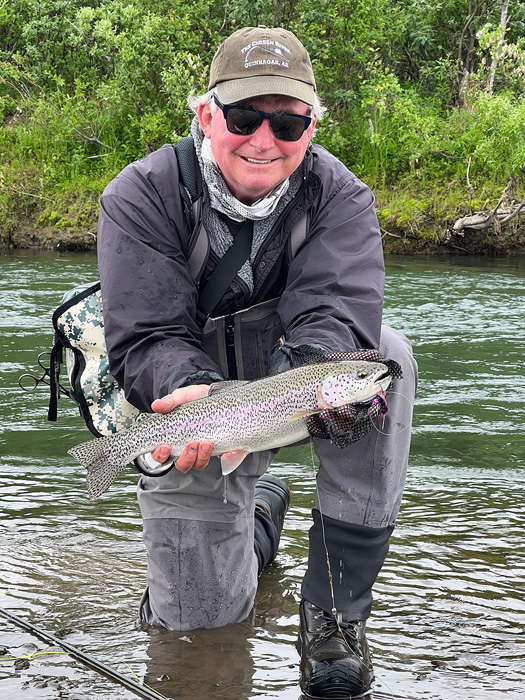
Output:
[220,450,250,475]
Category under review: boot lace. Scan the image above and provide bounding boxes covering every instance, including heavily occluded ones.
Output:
[312,609,361,657]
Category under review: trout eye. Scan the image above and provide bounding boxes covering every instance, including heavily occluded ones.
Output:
[357,369,369,378]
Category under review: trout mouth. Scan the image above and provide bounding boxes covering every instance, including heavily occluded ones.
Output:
[363,371,392,403]
[358,369,392,404]
[377,372,392,392]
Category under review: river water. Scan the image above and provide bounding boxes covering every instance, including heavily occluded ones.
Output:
[1,250,524,700]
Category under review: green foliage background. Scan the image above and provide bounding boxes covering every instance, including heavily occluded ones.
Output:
[1,0,524,246]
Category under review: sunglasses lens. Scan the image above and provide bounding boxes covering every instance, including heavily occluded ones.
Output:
[226,108,261,136]
[220,100,311,142]
[271,115,308,142]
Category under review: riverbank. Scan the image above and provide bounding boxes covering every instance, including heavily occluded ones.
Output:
[2,183,524,255]
[3,0,525,259]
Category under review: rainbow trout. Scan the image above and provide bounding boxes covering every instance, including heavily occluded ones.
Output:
[68,359,392,499]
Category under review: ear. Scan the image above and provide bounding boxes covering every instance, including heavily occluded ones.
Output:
[198,102,213,139]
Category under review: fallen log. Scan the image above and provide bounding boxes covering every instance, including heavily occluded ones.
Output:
[453,198,525,232]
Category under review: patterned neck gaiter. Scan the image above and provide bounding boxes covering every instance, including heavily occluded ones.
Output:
[190,117,303,298]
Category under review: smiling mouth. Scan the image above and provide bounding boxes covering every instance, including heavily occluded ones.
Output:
[242,156,276,164]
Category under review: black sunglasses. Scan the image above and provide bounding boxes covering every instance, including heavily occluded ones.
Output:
[213,95,312,142]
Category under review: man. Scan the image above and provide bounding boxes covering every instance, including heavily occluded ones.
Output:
[97,26,417,699]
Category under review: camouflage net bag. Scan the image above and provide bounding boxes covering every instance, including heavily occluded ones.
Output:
[278,343,403,448]
[48,281,140,437]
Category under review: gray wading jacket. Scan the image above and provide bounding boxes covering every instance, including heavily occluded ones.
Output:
[97,143,385,414]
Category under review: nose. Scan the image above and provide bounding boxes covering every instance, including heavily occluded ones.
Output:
[247,116,276,150]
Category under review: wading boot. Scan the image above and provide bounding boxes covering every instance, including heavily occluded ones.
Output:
[297,600,373,699]
[254,473,291,538]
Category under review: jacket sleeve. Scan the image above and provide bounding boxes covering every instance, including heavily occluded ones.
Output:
[97,146,223,413]
[272,152,384,370]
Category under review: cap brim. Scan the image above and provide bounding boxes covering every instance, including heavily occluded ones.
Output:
[215,76,315,105]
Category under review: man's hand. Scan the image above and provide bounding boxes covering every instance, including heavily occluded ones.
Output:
[150,385,213,473]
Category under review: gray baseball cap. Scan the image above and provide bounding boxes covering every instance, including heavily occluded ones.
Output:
[208,26,316,105]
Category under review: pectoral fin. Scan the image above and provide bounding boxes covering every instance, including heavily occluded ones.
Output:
[220,450,250,475]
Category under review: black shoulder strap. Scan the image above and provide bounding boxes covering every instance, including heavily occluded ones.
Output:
[174,136,253,322]
[175,136,200,201]
[196,220,254,326]
[175,136,208,280]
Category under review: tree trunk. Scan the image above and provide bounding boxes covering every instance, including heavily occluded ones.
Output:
[486,0,510,92]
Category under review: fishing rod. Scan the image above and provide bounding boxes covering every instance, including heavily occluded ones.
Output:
[0,607,169,700]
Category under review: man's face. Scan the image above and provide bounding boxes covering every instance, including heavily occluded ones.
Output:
[198,95,316,205]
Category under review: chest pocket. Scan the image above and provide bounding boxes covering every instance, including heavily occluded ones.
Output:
[202,297,282,380]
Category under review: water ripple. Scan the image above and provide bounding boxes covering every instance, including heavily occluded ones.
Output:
[1,251,524,699]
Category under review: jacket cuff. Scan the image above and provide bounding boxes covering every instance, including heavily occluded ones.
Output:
[179,370,225,387]
[269,340,332,375]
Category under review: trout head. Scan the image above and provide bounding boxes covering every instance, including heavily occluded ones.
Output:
[316,361,391,410]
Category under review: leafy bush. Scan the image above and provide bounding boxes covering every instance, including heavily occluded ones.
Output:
[1,0,524,236]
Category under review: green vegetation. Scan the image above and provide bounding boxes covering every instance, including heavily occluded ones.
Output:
[1,0,524,251]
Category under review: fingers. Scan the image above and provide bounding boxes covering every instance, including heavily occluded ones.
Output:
[152,444,172,463]
[151,384,210,414]
[151,440,213,472]
[150,396,177,414]
[149,386,213,472]
[175,441,213,473]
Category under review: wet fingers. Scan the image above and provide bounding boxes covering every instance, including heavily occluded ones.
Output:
[175,441,213,472]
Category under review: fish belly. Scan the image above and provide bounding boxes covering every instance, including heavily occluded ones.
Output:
[162,400,311,459]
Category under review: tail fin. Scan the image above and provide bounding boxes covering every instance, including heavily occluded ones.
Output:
[68,436,124,500]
